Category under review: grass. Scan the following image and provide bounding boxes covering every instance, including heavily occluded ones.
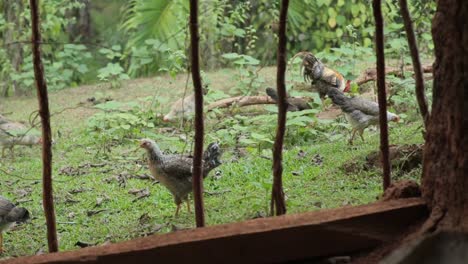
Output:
[0,66,424,258]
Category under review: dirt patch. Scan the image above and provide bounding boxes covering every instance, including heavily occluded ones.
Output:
[342,144,423,175]
[316,106,342,120]
[381,180,421,201]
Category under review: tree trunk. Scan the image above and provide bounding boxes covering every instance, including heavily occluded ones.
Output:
[2,0,24,97]
[421,0,468,231]
[66,0,92,41]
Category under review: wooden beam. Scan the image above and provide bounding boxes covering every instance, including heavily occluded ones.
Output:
[2,198,427,264]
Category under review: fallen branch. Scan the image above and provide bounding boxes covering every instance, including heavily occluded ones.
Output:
[354,64,433,86]
[207,96,276,111]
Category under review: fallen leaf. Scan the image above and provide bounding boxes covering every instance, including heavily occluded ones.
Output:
[75,241,96,248]
[292,171,302,176]
[87,209,107,217]
[297,150,307,158]
[138,213,151,226]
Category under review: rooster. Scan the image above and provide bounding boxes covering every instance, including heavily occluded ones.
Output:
[140,139,222,216]
[0,196,30,253]
[327,88,400,144]
[294,52,351,101]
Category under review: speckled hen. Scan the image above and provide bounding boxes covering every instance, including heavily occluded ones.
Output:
[0,196,30,253]
[140,139,222,216]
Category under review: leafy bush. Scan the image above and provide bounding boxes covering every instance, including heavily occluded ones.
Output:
[87,99,161,155]
[221,52,263,95]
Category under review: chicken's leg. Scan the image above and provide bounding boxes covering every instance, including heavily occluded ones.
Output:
[358,129,365,142]
[175,204,181,217]
[348,129,357,145]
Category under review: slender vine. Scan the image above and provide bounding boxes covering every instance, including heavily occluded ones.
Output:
[271,0,289,216]
[29,0,58,252]
[188,0,205,227]
[372,0,391,190]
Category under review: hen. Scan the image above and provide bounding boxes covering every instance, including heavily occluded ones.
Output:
[265,87,312,112]
[0,196,30,253]
[327,88,400,144]
[163,86,209,122]
[140,139,222,216]
[163,93,195,122]
[0,121,42,158]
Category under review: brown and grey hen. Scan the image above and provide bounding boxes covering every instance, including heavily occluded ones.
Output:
[0,196,30,253]
[327,88,400,144]
[140,139,222,216]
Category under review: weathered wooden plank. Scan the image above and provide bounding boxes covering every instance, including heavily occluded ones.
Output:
[1,198,427,264]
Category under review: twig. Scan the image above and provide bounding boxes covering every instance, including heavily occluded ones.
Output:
[399,0,430,128]
[189,0,205,228]
[372,0,392,191]
[29,0,58,252]
[270,0,289,216]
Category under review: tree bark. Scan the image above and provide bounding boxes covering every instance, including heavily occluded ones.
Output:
[421,0,468,231]
[66,0,92,41]
[2,0,24,97]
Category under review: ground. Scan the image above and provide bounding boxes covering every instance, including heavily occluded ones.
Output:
[0,66,423,258]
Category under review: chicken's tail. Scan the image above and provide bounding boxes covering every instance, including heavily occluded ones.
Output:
[203,142,222,175]
[326,88,355,114]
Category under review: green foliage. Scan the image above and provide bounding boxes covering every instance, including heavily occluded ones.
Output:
[0,0,89,92]
[221,52,263,95]
[97,63,130,88]
[87,98,159,155]
[96,45,130,88]
[388,75,433,122]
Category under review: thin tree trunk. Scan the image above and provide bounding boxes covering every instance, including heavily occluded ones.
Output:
[66,0,92,41]
[372,0,391,190]
[399,0,430,128]
[3,0,24,97]
[29,0,58,252]
[270,0,289,216]
[189,0,205,228]
[421,0,468,232]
